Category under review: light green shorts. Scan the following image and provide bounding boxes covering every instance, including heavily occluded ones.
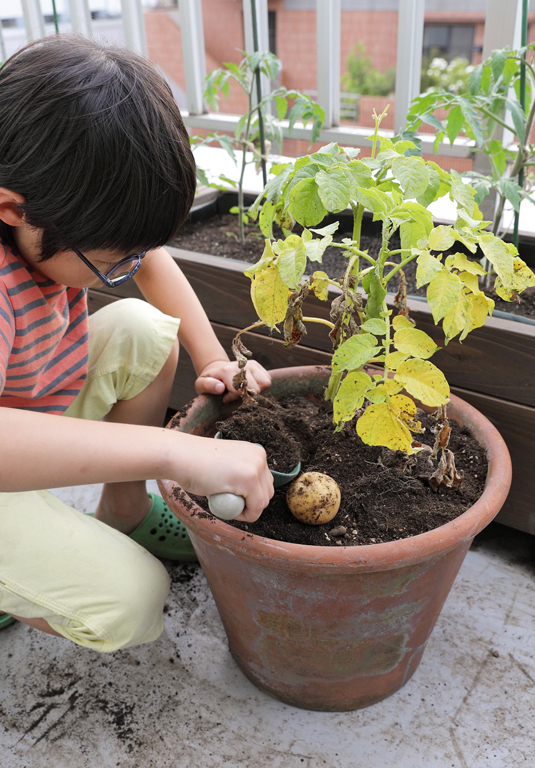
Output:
[0,298,180,652]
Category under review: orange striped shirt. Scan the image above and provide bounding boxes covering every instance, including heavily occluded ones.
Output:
[0,239,88,414]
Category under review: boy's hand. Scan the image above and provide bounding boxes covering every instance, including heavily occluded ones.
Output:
[176,436,274,522]
[195,360,271,403]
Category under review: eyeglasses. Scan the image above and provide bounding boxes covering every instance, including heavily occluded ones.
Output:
[74,248,146,288]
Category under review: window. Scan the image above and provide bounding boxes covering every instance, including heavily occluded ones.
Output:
[423,24,475,63]
[268,10,276,55]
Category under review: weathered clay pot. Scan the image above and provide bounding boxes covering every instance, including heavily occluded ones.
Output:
[159,366,512,711]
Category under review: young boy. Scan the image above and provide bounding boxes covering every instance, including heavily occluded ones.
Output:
[0,35,274,651]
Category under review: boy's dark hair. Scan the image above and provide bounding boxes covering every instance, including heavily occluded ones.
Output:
[0,34,196,260]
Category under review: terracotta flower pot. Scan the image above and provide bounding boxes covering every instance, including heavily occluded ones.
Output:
[159,366,512,712]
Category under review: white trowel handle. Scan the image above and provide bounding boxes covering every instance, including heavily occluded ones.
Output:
[208,493,245,520]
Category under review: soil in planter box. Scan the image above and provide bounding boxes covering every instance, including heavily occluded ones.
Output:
[171,213,535,319]
[184,394,488,547]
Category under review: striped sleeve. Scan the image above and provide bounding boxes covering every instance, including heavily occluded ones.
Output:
[0,285,15,396]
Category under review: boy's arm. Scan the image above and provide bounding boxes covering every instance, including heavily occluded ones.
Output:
[133,247,271,400]
[0,407,272,521]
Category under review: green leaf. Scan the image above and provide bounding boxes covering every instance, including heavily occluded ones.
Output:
[361,318,387,335]
[258,201,277,238]
[288,177,328,227]
[331,334,380,374]
[274,95,287,120]
[333,371,372,428]
[416,251,444,288]
[310,222,339,237]
[251,265,288,329]
[394,359,450,407]
[497,178,522,212]
[277,236,307,289]
[352,187,393,217]
[458,97,484,146]
[365,273,387,319]
[478,234,514,284]
[416,167,441,208]
[391,156,430,200]
[316,167,351,213]
[450,179,476,215]
[490,49,508,82]
[505,97,526,145]
[446,105,464,146]
[265,165,292,202]
[304,235,332,262]
[427,269,463,323]
[487,139,507,177]
[346,160,374,192]
[393,327,439,360]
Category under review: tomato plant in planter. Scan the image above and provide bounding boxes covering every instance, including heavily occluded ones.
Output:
[236,110,535,464]
[193,50,324,244]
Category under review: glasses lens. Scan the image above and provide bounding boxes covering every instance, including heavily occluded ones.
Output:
[106,257,140,284]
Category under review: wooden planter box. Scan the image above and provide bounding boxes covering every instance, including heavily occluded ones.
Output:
[88,245,535,536]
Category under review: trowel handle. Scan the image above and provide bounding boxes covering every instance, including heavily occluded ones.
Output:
[208,492,245,520]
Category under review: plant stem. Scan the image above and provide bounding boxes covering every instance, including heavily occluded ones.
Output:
[250,0,268,187]
[302,316,335,329]
[351,203,364,247]
[384,253,419,284]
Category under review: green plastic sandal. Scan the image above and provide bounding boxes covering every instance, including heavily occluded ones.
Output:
[0,613,16,630]
[87,493,198,562]
[129,493,198,562]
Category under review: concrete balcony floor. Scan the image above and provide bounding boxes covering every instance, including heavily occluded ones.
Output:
[1,483,534,768]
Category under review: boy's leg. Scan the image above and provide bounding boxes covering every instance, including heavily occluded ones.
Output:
[95,336,179,533]
[63,298,196,559]
[0,489,170,651]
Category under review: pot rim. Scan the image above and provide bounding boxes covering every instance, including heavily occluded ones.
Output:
[159,366,512,572]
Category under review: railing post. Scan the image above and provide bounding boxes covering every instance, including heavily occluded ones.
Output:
[67,0,92,37]
[178,0,207,116]
[316,0,340,129]
[120,0,148,56]
[21,0,45,41]
[394,0,425,134]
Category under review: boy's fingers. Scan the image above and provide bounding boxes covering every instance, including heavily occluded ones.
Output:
[195,376,226,395]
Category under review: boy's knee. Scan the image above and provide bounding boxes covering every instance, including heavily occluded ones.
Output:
[102,552,171,652]
[55,550,171,653]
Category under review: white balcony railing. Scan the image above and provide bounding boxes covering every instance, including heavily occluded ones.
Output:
[3,0,527,158]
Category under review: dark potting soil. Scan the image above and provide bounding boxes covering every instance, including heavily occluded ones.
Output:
[184,394,488,547]
[171,212,535,319]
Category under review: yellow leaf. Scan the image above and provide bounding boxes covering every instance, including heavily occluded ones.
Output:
[333,371,372,427]
[251,265,289,329]
[428,225,456,251]
[394,359,450,407]
[445,252,486,276]
[384,377,404,395]
[416,251,443,288]
[385,351,410,370]
[442,292,469,343]
[393,327,439,360]
[366,383,389,403]
[310,271,330,301]
[494,257,535,300]
[392,314,414,330]
[458,271,481,294]
[460,292,493,341]
[389,394,417,419]
[356,402,413,453]
[427,269,462,323]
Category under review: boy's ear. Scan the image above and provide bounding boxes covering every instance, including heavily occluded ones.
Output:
[0,188,26,227]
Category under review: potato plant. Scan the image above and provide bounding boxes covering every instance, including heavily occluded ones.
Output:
[233,110,535,471]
